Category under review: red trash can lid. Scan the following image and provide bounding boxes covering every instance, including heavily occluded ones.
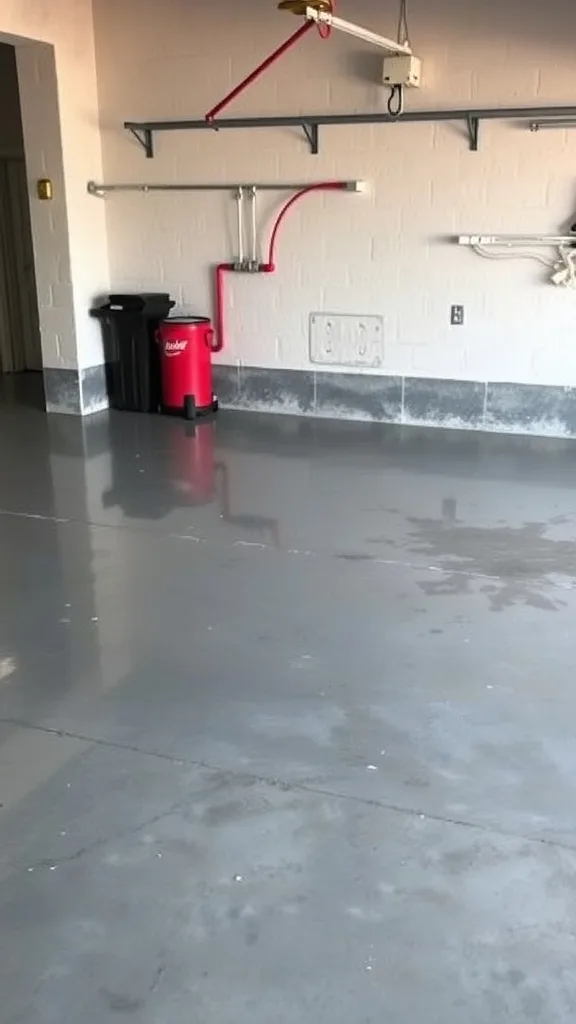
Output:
[163,315,211,324]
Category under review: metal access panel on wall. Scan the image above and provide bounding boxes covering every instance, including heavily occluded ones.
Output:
[309,313,384,368]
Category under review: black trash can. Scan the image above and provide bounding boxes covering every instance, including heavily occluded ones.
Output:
[92,293,174,412]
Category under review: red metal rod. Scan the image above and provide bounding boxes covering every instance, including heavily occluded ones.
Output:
[213,262,234,351]
[206,20,315,122]
[263,182,347,271]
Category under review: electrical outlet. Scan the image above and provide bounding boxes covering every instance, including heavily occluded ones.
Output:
[450,305,464,326]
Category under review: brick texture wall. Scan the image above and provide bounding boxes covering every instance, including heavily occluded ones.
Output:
[94,0,576,388]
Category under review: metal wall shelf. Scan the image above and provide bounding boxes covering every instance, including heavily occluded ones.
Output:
[124,105,576,157]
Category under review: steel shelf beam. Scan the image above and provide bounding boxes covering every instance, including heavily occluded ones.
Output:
[124,105,576,156]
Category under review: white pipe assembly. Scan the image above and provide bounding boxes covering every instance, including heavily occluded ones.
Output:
[458,234,576,246]
[304,6,412,53]
[235,187,244,267]
[249,187,258,267]
[530,119,576,132]
[458,233,576,288]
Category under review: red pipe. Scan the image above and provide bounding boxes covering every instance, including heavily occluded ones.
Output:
[206,20,315,122]
[214,183,346,354]
[262,182,347,271]
[213,262,233,352]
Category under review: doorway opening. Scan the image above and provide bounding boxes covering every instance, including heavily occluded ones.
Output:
[0,42,43,409]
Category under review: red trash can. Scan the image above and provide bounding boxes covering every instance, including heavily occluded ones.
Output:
[157,316,218,419]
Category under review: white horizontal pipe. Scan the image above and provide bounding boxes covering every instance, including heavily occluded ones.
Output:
[458,234,576,246]
[87,180,361,196]
[236,187,244,265]
[530,120,576,131]
[305,7,411,54]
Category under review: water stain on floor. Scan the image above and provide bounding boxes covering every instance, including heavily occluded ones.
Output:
[408,519,576,610]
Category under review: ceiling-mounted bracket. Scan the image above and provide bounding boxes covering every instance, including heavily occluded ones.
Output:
[128,126,154,158]
[302,123,319,153]
[466,114,479,151]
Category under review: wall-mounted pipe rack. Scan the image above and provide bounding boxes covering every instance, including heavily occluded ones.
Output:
[87,179,362,196]
[124,105,576,157]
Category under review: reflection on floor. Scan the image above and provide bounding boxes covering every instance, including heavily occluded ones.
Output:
[0,371,45,411]
[1,395,576,1022]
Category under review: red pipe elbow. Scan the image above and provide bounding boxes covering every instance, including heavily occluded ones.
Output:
[213,263,234,352]
[266,181,347,268]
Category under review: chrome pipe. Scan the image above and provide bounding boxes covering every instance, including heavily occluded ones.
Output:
[236,187,244,266]
[249,187,258,266]
[87,179,359,196]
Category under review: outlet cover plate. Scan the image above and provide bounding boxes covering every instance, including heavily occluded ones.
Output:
[310,313,384,368]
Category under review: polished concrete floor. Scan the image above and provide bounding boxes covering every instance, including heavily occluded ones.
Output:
[2,377,576,1022]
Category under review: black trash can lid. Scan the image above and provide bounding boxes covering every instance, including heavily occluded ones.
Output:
[109,292,172,311]
[91,294,175,316]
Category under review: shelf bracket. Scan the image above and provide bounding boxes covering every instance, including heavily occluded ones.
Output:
[128,126,154,158]
[302,123,319,154]
[466,114,479,151]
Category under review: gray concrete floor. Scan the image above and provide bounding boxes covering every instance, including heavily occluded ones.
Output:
[2,380,576,1022]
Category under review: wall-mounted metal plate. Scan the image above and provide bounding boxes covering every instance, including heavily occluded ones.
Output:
[310,313,384,368]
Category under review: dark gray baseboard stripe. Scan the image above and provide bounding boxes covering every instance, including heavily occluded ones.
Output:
[213,365,576,439]
[43,362,576,438]
[44,366,109,415]
[81,364,109,414]
[44,368,81,415]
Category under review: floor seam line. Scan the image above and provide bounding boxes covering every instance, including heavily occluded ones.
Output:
[2,715,574,855]
[1,509,574,593]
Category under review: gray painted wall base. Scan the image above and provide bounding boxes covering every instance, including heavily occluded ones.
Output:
[214,364,576,439]
[43,361,576,438]
[44,366,108,416]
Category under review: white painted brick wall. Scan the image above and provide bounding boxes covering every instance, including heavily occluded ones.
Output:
[1,0,109,375]
[15,43,77,370]
[94,0,576,387]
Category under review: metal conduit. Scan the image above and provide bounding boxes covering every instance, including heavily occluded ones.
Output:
[87,180,359,196]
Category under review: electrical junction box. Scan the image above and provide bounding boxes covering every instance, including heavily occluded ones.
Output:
[310,313,384,369]
[382,54,421,88]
